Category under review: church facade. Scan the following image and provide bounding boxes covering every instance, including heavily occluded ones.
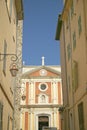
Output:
[20,64,62,130]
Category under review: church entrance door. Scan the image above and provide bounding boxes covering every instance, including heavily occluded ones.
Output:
[38,116,49,130]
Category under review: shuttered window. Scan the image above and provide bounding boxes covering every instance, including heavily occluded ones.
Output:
[5,0,13,21]
[73,31,76,50]
[71,1,74,18]
[3,40,7,75]
[67,75,71,91]
[67,44,71,61]
[72,60,78,91]
[9,0,13,18]
[7,115,10,130]
[0,103,3,130]
[78,102,84,130]
[78,15,82,36]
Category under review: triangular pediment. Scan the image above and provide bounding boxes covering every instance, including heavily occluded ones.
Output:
[22,66,61,79]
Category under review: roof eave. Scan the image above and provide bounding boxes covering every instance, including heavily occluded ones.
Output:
[55,14,62,40]
[55,0,73,40]
[15,0,24,20]
[61,0,72,21]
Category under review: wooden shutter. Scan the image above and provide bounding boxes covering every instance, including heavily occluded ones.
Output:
[72,60,78,91]
[0,103,3,130]
[78,102,84,130]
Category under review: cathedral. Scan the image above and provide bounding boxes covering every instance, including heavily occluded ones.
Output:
[20,58,63,130]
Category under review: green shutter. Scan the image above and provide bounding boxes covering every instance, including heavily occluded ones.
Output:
[73,31,76,50]
[72,60,78,91]
[0,103,3,130]
[3,40,7,75]
[67,44,71,61]
[9,0,13,17]
[67,75,70,90]
[78,102,84,130]
[71,1,74,18]
[78,15,82,36]
[7,115,10,130]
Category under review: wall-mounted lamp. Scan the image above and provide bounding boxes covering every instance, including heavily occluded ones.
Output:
[16,86,26,101]
[0,53,18,77]
[58,106,65,113]
[10,63,18,77]
[21,94,26,100]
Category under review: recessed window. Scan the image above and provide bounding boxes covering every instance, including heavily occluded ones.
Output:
[38,94,48,103]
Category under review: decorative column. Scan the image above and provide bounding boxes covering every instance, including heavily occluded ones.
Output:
[52,80,57,104]
[25,111,29,130]
[26,82,29,105]
[20,109,24,129]
[53,108,57,127]
[29,108,33,130]
[29,81,34,104]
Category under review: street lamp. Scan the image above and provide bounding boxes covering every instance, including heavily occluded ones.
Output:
[10,63,18,77]
[0,53,18,77]
[15,86,26,101]
[58,106,65,113]
[21,94,26,100]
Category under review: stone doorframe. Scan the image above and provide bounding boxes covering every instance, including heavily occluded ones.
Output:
[35,112,51,130]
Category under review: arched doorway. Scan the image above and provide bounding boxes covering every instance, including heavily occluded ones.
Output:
[38,116,49,130]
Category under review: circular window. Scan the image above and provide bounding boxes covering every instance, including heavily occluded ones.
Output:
[41,84,46,90]
[39,83,48,91]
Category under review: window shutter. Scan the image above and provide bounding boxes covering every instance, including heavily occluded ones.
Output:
[9,0,13,17]
[78,15,82,36]
[67,44,71,61]
[3,40,7,75]
[0,103,3,130]
[78,102,84,130]
[73,31,76,50]
[72,60,78,91]
[7,115,10,130]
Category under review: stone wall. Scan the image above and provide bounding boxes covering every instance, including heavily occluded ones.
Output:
[14,20,23,130]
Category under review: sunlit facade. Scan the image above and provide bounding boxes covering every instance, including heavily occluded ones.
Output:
[55,0,87,130]
[0,0,23,130]
[20,65,63,130]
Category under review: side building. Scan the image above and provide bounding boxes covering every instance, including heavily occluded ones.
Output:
[55,0,87,130]
[0,0,23,130]
[20,63,63,130]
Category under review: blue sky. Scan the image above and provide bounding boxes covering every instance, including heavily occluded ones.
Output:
[22,0,63,66]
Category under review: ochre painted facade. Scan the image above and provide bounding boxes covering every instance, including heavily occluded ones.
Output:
[20,65,63,130]
[55,0,87,130]
[0,0,23,130]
